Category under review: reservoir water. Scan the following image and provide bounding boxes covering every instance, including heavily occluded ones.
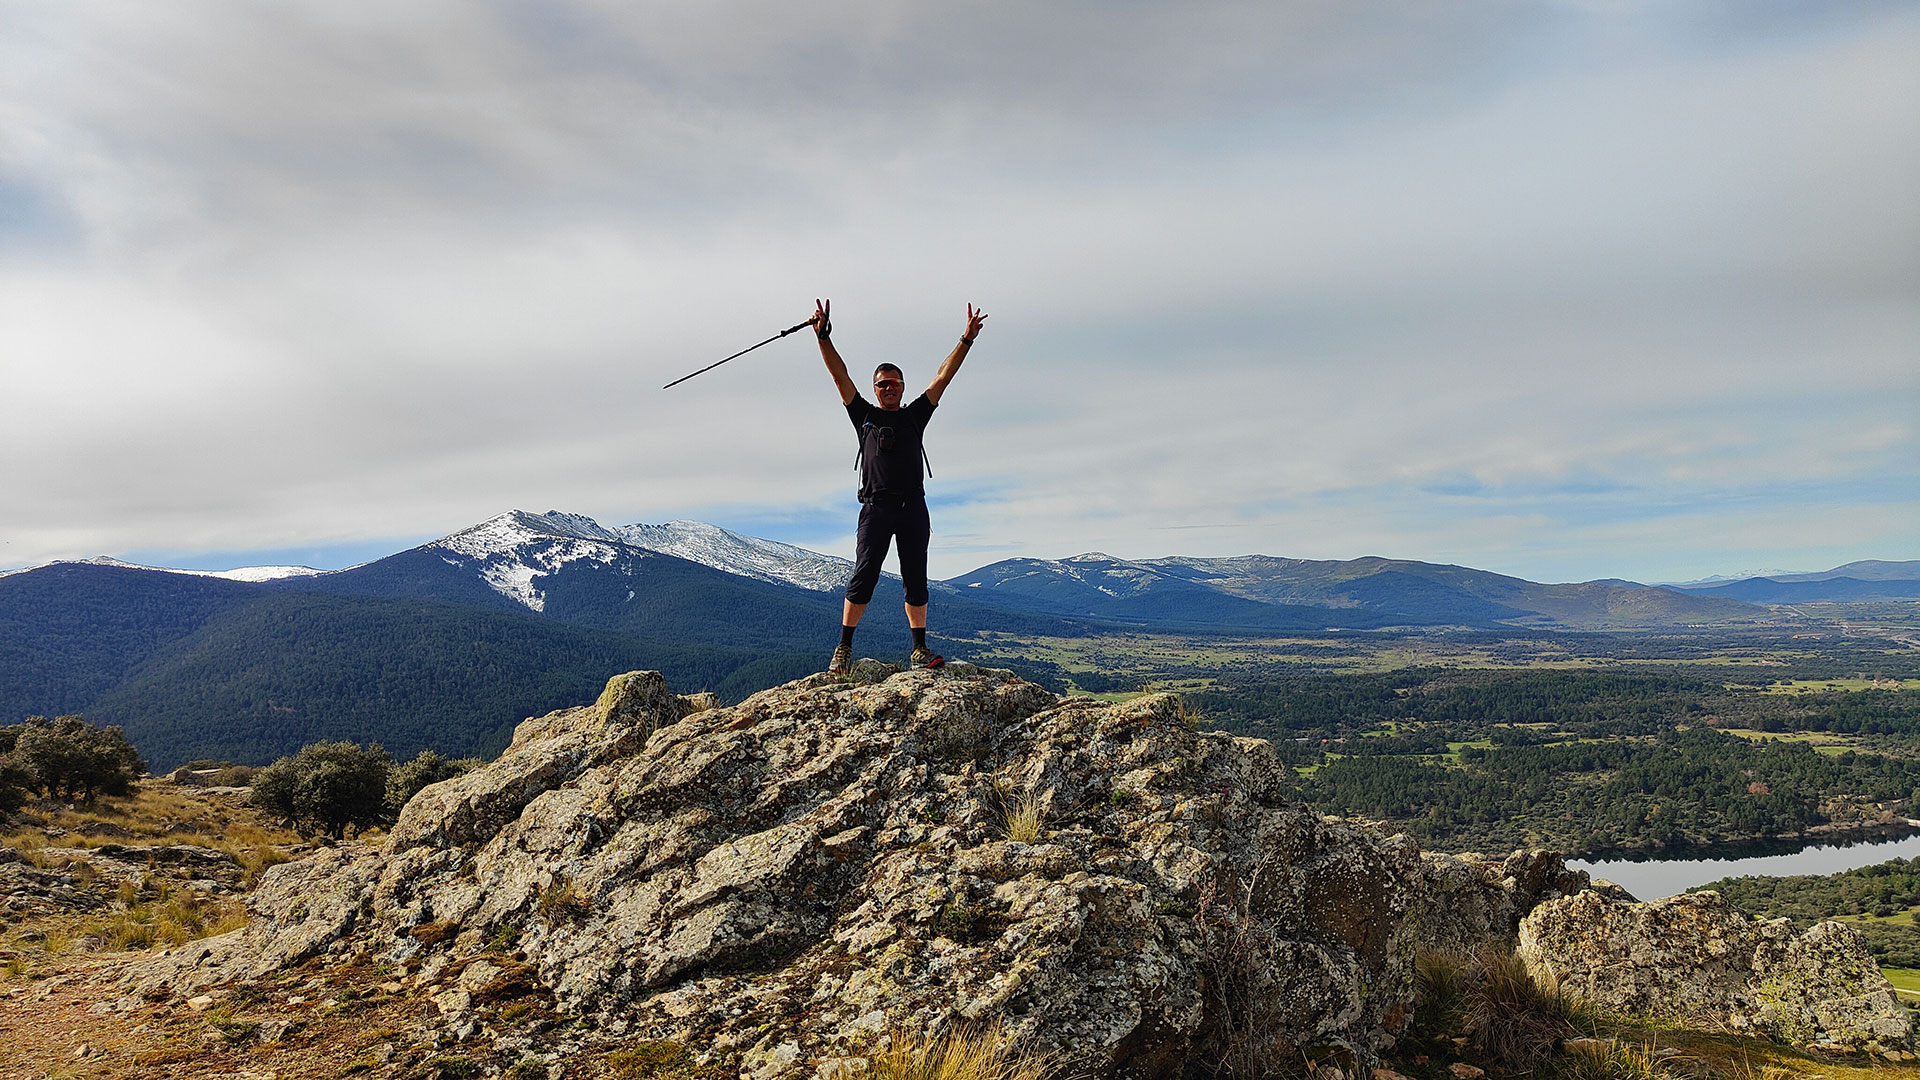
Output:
[1566,828,1920,900]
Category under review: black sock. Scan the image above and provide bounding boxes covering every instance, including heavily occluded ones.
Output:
[911,627,927,650]
[839,625,856,649]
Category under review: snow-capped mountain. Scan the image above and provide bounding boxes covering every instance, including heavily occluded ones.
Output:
[616,520,851,593]
[1657,569,1804,589]
[425,510,851,612]
[0,554,326,582]
[429,511,640,612]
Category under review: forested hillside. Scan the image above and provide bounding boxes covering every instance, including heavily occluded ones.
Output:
[0,552,1075,770]
[1182,666,1920,855]
[0,564,253,720]
[1700,857,1920,966]
[82,593,807,769]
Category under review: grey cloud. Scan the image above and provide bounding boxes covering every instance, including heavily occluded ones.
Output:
[1,2,1915,583]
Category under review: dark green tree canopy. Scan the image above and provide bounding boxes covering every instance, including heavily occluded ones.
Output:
[385,749,481,817]
[249,740,392,840]
[0,714,146,804]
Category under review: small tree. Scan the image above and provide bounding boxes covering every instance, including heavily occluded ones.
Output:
[4,715,145,803]
[386,750,481,816]
[249,741,392,839]
[0,754,30,812]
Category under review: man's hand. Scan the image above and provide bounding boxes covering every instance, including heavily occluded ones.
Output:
[814,298,857,405]
[962,303,987,343]
[926,302,984,406]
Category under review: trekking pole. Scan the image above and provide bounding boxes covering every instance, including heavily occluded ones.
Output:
[662,318,815,389]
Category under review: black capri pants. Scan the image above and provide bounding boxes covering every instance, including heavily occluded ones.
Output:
[845,496,931,606]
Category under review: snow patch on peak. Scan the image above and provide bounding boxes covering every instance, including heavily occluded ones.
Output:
[3,556,329,582]
[440,510,625,556]
[617,520,850,593]
[194,565,325,581]
[531,510,626,544]
[1065,552,1120,563]
[486,560,546,612]
[431,510,631,611]
[423,509,852,605]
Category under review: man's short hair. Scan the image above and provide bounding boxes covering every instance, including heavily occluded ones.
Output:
[873,363,903,380]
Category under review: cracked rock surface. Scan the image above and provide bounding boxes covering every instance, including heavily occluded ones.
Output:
[1519,889,1913,1053]
[132,663,1458,1076]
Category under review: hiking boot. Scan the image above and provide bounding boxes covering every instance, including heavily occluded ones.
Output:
[910,647,944,670]
[828,644,852,675]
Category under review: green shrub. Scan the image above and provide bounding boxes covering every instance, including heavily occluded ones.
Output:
[386,750,481,816]
[1,714,145,803]
[249,740,391,839]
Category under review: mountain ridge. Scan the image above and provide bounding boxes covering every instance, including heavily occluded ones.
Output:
[10,511,1907,619]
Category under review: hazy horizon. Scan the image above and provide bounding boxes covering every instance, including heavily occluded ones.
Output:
[1,506,1906,591]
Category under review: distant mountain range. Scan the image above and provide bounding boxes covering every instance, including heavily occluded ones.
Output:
[4,509,1911,769]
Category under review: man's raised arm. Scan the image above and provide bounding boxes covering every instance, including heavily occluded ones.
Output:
[813,298,858,406]
[924,303,987,406]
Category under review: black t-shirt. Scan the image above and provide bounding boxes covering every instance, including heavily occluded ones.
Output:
[847,392,937,499]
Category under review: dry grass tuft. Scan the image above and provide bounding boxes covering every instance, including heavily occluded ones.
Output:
[999,790,1046,844]
[1462,941,1575,1072]
[1410,943,1582,1075]
[85,883,248,952]
[538,878,590,925]
[1554,1039,1669,1080]
[870,1021,1054,1080]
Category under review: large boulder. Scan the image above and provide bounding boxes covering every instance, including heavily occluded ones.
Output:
[1415,849,1594,953]
[1518,889,1912,1054]
[135,664,1486,1077]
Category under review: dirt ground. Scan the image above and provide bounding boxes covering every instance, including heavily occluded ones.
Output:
[0,783,590,1080]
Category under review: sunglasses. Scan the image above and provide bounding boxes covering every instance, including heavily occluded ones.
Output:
[873,379,903,390]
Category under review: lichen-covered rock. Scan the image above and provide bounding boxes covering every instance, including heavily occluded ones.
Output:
[386,669,698,852]
[129,664,1578,1077]
[1416,849,1592,953]
[1518,890,1912,1053]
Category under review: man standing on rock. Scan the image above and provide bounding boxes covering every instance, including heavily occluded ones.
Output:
[812,298,986,675]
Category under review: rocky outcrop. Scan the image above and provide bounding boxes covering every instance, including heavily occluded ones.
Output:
[129,663,1899,1075]
[1414,849,1593,953]
[1518,890,1913,1055]
[133,665,1470,1077]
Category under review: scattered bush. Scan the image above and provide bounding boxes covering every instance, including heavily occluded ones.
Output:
[386,749,481,816]
[0,714,146,804]
[87,882,247,952]
[249,740,391,839]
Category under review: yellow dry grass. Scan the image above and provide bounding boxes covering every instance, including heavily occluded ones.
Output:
[1000,790,1046,844]
[870,1022,1054,1080]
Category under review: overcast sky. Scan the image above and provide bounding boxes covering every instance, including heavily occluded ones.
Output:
[3,1,1915,584]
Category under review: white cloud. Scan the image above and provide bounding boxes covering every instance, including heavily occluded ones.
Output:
[1,1,1915,583]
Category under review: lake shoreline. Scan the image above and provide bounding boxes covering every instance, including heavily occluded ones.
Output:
[1568,819,1920,865]
[1567,827,1920,901]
